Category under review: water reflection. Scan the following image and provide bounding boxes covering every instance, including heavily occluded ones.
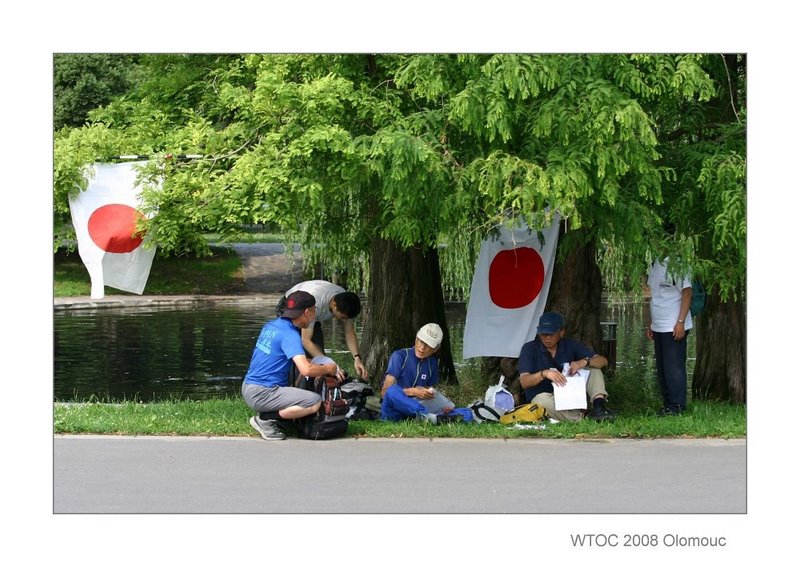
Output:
[53,299,694,401]
[54,302,271,401]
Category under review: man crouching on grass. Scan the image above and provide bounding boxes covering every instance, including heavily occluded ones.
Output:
[242,290,343,440]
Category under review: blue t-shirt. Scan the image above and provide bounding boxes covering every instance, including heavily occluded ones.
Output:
[517,337,595,402]
[244,317,306,388]
[384,347,439,389]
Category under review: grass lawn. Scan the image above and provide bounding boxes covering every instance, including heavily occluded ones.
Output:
[53,395,745,439]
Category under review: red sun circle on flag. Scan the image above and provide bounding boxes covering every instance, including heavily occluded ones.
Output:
[488,247,545,309]
[87,204,147,253]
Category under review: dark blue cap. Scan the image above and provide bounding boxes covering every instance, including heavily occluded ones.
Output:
[537,312,565,334]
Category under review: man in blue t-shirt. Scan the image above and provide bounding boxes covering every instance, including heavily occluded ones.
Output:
[518,312,615,422]
[380,323,462,424]
[241,290,342,440]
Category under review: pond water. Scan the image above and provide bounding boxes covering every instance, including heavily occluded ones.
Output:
[53,298,695,402]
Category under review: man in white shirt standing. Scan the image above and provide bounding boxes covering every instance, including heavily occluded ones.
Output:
[646,258,693,416]
[281,279,368,380]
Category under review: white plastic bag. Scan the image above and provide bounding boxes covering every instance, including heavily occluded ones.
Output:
[484,376,515,415]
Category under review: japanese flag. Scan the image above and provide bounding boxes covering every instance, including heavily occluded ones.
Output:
[462,215,560,359]
[68,161,159,299]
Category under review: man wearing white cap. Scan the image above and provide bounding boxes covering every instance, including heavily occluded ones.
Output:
[379,323,462,424]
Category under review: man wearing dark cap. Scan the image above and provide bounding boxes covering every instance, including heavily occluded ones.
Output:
[517,311,615,422]
[242,290,343,440]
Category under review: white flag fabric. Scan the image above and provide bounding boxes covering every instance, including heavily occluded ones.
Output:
[68,161,159,299]
[462,215,560,359]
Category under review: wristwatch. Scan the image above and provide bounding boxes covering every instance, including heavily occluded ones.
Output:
[584,356,592,366]
[677,319,684,324]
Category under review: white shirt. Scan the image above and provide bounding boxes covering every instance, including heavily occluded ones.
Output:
[286,280,344,323]
[647,259,693,333]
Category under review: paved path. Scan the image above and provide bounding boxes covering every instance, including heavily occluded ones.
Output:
[228,242,303,293]
[54,435,746,514]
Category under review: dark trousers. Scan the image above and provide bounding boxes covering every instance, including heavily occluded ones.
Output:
[652,331,689,410]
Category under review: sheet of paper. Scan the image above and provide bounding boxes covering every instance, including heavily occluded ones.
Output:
[553,363,589,411]
[420,389,456,414]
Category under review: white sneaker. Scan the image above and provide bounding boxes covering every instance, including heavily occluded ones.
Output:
[416,412,439,425]
[249,416,286,440]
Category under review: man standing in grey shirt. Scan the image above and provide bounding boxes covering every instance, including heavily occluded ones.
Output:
[280,280,368,380]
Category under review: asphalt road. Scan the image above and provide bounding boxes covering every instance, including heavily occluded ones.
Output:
[54,435,746,514]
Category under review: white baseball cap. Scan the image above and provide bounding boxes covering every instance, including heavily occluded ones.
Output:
[416,323,443,348]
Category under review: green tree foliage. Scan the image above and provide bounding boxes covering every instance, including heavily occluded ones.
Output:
[654,54,746,302]
[53,54,745,396]
[53,54,140,130]
[54,54,724,268]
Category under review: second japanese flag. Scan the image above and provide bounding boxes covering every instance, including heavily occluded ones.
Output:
[462,215,560,359]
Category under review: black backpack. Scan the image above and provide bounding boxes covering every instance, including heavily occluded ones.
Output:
[340,378,379,421]
[297,374,350,440]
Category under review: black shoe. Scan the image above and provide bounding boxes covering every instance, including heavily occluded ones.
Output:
[435,413,464,425]
[657,406,683,417]
[587,406,616,422]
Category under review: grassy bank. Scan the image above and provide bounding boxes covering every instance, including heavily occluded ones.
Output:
[54,246,248,297]
[54,397,745,439]
[52,357,747,439]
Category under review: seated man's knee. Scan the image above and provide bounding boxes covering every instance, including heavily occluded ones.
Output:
[586,368,607,392]
[532,393,556,415]
[588,367,604,379]
[383,384,406,401]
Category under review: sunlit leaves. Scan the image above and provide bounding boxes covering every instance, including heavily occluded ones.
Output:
[53,53,744,304]
[671,55,716,101]
[654,55,746,301]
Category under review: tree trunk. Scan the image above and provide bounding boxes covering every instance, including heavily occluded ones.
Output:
[545,236,604,353]
[360,237,456,388]
[692,291,746,403]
